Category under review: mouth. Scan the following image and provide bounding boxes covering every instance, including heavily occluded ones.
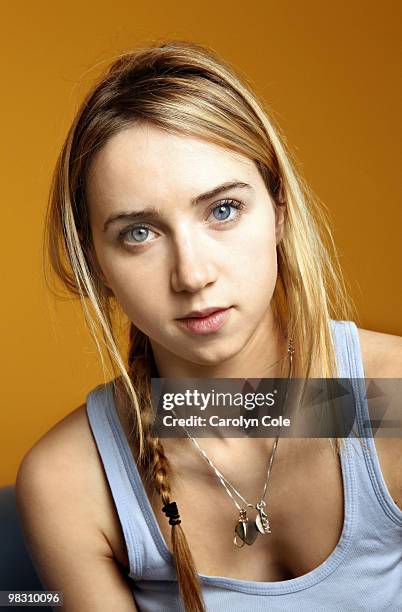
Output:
[175,307,233,335]
[177,306,229,319]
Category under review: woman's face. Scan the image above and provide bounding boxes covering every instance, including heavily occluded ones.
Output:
[86,123,285,375]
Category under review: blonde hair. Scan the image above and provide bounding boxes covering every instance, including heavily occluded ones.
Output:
[44,39,357,611]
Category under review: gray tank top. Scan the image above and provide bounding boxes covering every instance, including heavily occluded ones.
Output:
[86,320,402,611]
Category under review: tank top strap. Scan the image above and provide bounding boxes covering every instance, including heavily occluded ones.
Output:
[329,319,363,378]
[330,319,402,526]
[86,382,176,580]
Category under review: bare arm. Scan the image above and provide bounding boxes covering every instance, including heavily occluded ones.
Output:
[358,327,402,510]
[15,412,138,612]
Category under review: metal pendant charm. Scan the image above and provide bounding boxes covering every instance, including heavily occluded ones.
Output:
[255,500,271,534]
[234,509,259,547]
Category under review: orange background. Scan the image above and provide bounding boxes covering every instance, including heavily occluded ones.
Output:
[1,0,401,486]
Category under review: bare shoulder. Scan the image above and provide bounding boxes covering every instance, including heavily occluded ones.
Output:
[15,402,113,558]
[16,402,122,555]
[16,403,136,610]
[356,326,402,512]
[357,326,402,378]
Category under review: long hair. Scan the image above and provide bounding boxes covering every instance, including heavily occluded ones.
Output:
[43,38,356,611]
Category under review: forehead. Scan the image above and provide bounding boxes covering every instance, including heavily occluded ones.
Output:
[85,123,259,212]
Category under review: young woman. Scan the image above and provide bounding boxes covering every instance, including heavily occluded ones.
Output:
[16,40,401,612]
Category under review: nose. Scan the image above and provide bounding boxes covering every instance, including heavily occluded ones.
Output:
[170,232,218,293]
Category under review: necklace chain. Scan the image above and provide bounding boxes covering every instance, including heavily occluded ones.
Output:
[185,433,280,512]
[173,339,294,514]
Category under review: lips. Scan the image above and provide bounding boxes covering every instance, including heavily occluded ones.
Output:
[176,307,232,335]
[178,306,227,319]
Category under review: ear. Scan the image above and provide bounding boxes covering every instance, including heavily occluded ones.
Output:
[275,203,286,245]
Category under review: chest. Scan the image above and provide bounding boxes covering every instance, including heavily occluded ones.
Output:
[109,438,346,582]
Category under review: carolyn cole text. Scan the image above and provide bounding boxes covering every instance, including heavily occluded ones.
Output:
[162,414,291,428]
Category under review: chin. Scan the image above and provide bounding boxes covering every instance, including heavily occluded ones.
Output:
[184,342,241,368]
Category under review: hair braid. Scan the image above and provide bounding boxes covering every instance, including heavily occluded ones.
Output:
[126,325,206,612]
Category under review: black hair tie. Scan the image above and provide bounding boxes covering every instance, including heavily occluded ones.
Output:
[162,501,181,526]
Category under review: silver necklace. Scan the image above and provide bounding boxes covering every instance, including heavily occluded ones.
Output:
[174,338,294,548]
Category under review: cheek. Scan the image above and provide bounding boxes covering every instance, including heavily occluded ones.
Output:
[116,272,165,324]
[97,250,167,325]
[230,216,278,288]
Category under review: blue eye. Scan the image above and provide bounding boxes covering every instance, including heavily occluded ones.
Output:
[118,224,157,246]
[129,227,149,242]
[209,199,245,223]
[212,203,233,221]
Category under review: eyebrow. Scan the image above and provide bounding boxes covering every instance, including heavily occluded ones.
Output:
[102,180,253,232]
